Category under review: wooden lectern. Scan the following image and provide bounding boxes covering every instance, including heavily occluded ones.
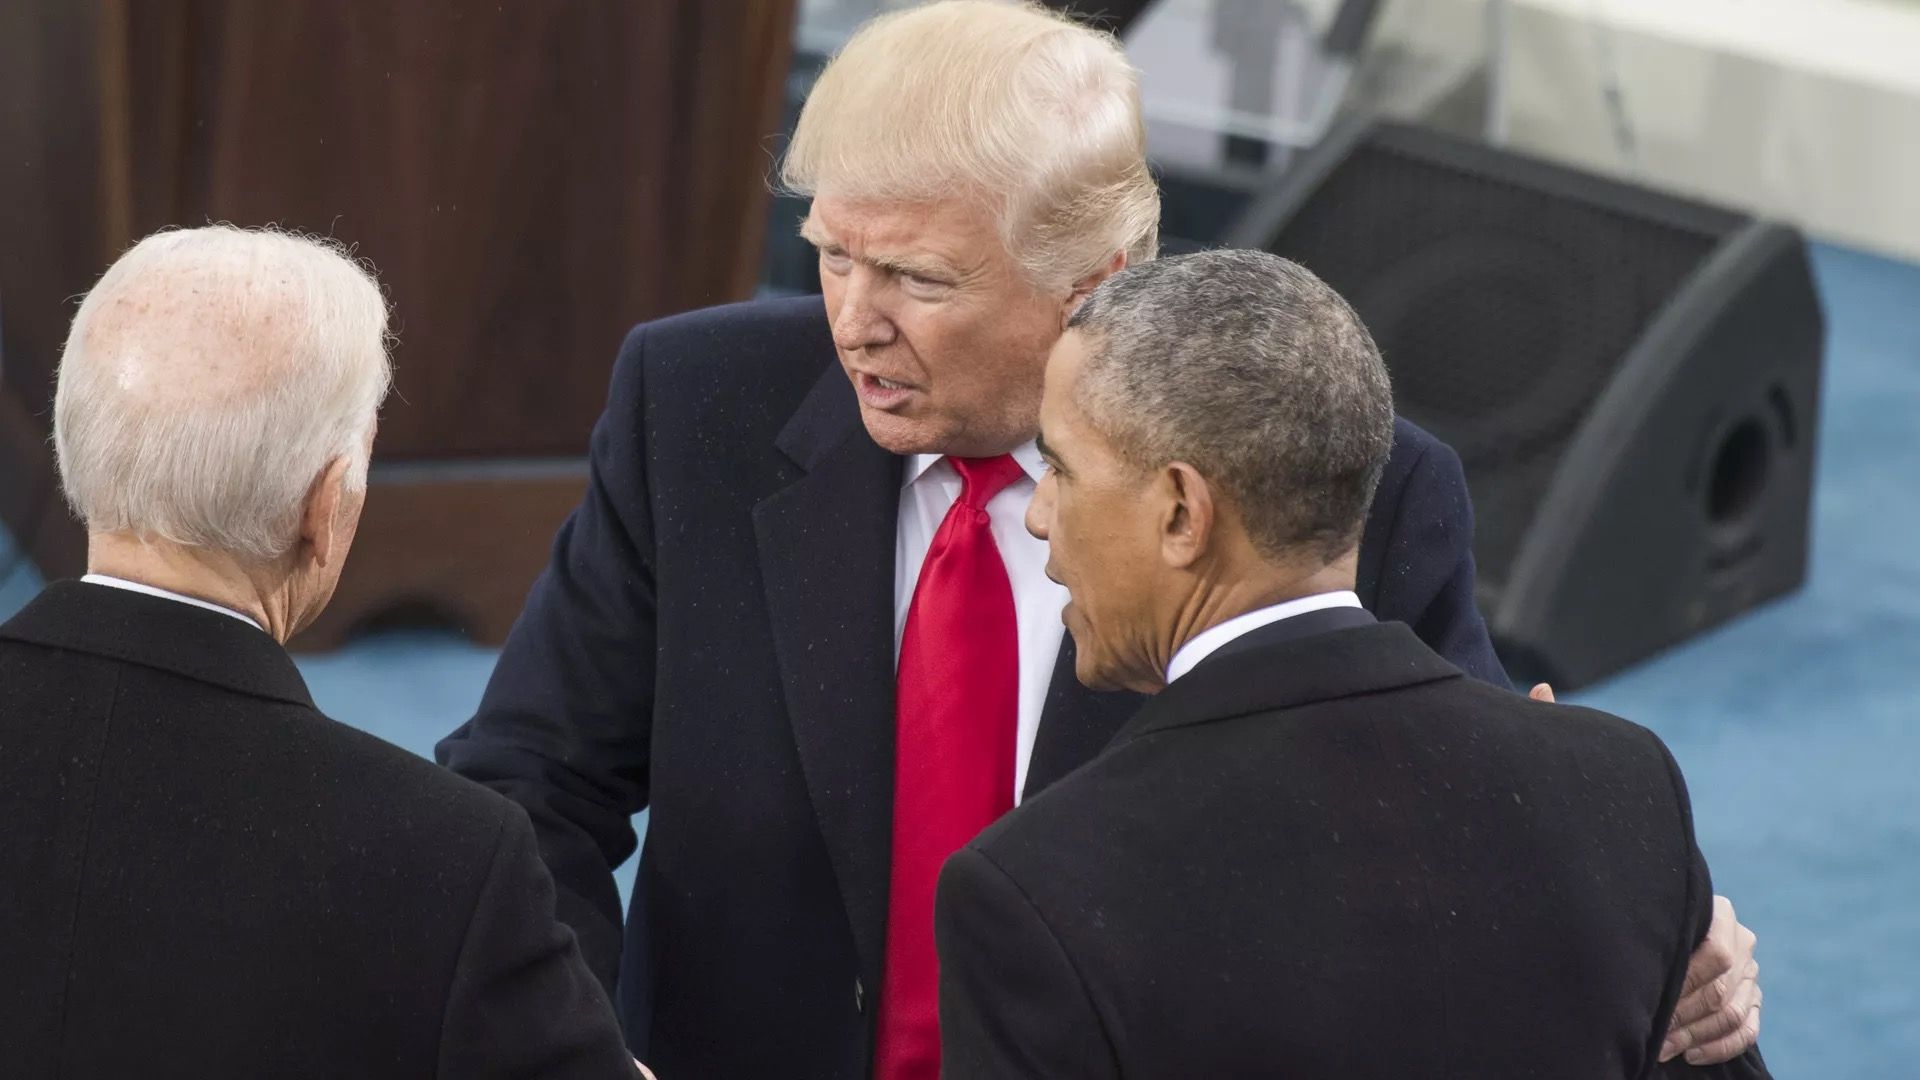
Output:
[0,0,796,647]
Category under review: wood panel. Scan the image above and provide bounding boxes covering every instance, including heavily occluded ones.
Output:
[0,388,86,582]
[1,0,795,637]
[0,0,114,414]
[0,0,110,580]
[103,0,798,458]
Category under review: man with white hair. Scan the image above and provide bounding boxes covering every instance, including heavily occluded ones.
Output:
[439,3,1762,1077]
[0,226,640,1078]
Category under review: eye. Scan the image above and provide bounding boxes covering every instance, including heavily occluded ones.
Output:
[819,247,852,274]
[901,271,949,296]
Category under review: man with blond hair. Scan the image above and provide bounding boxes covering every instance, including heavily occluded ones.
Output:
[439,3,1762,1076]
[0,226,639,1078]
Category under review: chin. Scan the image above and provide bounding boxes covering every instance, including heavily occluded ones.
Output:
[1071,641,1128,693]
[1073,659,1121,692]
[857,408,945,457]
[1072,633,1164,694]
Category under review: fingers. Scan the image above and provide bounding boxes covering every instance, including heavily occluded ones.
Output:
[1528,683,1556,703]
[1663,957,1760,1062]
[1679,984,1763,1065]
[1673,957,1760,1036]
[1665,898,1759,1064]
[1673,927,1757,1027]
[1679,896,1745,997]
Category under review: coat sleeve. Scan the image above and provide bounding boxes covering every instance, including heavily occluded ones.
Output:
[436,322,659,994]
[936,846,1121,1080]
[1365,426,1513,689]
[438,805,640,1080]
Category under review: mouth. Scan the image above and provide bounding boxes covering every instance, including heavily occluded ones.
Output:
[851,371,918,411]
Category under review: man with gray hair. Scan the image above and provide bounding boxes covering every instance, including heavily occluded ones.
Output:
[0,226,640,1078]
[935,249,1768,1079]
[439,1,1760,1075]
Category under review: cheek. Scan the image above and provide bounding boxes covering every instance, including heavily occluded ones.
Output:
[1070,501,1154,598]
[928,306,1041,389]
[1052,499,1108,605]
[891,306,931,353]
[1002,297,1064,355]
[903,312,974,383]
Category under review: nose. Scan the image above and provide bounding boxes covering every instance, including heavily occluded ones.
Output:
[830,271,896,354]
[1025,474,1053,541]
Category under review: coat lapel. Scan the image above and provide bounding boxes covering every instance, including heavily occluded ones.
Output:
[1023,633,1144,800]
[752,367,903,985]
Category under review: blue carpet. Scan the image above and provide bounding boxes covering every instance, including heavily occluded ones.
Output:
[3,242,1914,1075]
[1567,243,1920,1076]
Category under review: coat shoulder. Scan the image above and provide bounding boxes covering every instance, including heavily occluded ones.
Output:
[608,295,838,448]
[1388,415,1447,471]
[624,294,833,383]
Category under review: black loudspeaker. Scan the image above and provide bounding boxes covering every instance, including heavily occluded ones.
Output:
[1226,118,1826,689]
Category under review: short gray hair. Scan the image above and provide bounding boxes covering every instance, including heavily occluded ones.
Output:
[1067,249,1394,562]
[54,225,393,560]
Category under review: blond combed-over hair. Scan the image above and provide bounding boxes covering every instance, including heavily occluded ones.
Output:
[781,0,1160,292]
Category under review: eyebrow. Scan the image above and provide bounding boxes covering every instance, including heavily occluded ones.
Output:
[796,220,957,281]
[1035,430,1067,473]
[869,252,955,281]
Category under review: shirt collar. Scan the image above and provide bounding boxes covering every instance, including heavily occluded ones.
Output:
[903,440,1046,488]
[1165,590,1363,684]
[80,573,268,634]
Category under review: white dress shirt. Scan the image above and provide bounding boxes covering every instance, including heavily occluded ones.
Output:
[81,573,267,633]
[895,442,1066,804]
[1164,590,1364,685]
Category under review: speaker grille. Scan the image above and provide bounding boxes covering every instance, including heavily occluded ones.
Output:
[1266,133,1734,602]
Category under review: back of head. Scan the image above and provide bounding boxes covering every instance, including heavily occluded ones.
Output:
[1068,248,1395,563]
[781,0,1159,292]
[53,225,393,562]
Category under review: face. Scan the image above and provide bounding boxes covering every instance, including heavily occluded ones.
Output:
[804,194,1082,457]
[1027,331,1175,692]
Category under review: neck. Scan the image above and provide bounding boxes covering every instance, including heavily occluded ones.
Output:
[1155,552,1358,686]
[87,533,300,643]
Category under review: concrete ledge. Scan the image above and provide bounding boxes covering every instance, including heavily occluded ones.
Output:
[1378,0,1920,262]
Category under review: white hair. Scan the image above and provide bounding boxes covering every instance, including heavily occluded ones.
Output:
[53,224,393,561]
[780,0,1159,292]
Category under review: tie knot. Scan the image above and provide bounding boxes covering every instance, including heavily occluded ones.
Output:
[949,454,1025,510]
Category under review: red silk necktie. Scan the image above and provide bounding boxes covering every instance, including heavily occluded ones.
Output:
[875,454,1025,1080]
